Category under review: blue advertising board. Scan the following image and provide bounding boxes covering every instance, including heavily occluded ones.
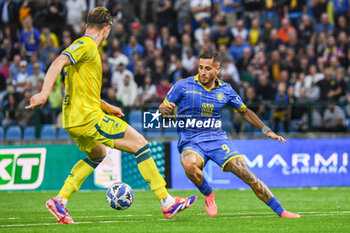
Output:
[171,138,350,189]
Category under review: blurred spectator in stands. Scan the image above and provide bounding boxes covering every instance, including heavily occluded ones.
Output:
[218,0,242,28]
[266,29,283,54]
[152,58,167,85]
[336,32,348,69]
[156,0,176,33]
[182,48,196,74]
[156,77,172,103]
[316,56,326,74]
[122,35,144,59]
[48,82,63,120]
[278,18,296,43]
[335,15,349,36]
[244,86,265,118]
[248,18,260,46]
[27,55,45,76]
[322,104,347,132]
[314,32,327,57]
[9,54,21,83]
[298,14,314,45]
[262,0,281,28]
[117,74,138,107]
[66,0,87,35]
[268,50,283,83]
[255,73,274,101]
[181,33,194,58]
[315,13,335,34]
[171,59,189,84]
[242,0,263,27]
[229,36,251,63]
[1,93,17,128]
[286,31,302,55]
[0,72,6,104]
[163,36,182,62]
[108,23,128,47]
[316,66,332,101]
[112,62,134,92]
[194,18,211,47]
[310,0,328,23]
[174,0,192,34]
[18,0,35,24]
[323,35,338,64]
[305,44,317,66]
[296,107,323,132]
[39,37,59,70]
[332,0,348,21]
[191,0,212,29]
[108,49,129,72]
[27,62,45,92]
[294,72,306,98]
[232,19,248,41]
[103,87,123,108]
[272,82,289,133]
[0,38,12,59]
[221,57,240,85]
[134,60,146,87]
[259,19,273,44]
[46,0,67,37]
[13,60,30,94]
[328,67,347,101]
[137,74,156,105]
[17,90,35,127]
[156,26,170,49]
[305,65,322,101]
[283,0,306,29]
[101,62,112,98]
[19,16,41,61]
[0,0,20,38]
[212,20,234,49]
[0,57,10,81]
[40,25,59,49]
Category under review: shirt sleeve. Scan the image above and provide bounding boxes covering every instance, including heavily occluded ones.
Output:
[163,79,184,106]
[226,85,247,112]
[61,38,94,65]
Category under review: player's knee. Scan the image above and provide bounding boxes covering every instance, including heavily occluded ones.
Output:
[182,162,197,175]
[133,133,149,153]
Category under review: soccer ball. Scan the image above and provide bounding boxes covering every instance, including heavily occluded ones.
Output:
[106,182,134,210]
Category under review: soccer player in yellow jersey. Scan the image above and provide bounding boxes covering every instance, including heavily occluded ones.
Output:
[25,7,196,224]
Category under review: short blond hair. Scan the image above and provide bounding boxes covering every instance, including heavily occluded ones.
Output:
[87,7,113,29]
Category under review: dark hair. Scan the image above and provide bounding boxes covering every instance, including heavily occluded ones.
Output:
[87,7,113,29]
[199,51,222,65]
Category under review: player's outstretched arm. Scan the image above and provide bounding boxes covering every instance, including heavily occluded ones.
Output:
[25,55,71,110]
[159,102,175,116]
[101,99,124,118]
[240,108,286,143]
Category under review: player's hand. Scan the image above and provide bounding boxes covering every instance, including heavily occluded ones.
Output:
[106,105,124,118]
[159,102,175,115]
[266,131,286,143]
[25,92,48,109]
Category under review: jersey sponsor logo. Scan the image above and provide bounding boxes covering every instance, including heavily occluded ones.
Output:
[185,90,202,95]
[0,148,46,190]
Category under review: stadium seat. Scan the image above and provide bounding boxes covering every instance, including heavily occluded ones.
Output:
[0,126,4,140]
[58,127,70,139]
[40,125,57,139]
[129,110,142,124]
[23,126,35,140]
[5,125,22,140]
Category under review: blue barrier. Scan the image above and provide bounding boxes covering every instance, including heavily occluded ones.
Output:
[171,138,350,189]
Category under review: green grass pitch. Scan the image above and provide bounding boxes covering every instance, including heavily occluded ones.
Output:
[0,187,349,233]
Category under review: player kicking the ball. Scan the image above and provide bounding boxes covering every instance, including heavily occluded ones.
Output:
[159,51,300,218]
[26,7,196,224]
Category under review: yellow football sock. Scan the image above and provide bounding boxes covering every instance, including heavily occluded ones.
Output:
[58,159,94,200]
[135,145,168,200]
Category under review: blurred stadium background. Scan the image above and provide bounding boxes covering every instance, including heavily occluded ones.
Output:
[0,0,350,232]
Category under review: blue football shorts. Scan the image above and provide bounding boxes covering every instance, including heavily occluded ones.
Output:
[179,139,244,171]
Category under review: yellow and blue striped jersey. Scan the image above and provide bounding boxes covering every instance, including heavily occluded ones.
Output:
[163,74,246,147]
[61,35,103,129]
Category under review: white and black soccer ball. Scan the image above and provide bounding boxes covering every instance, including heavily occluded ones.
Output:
[106,182,134,210]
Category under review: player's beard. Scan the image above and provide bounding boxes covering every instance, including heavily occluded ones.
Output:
[200,74,216,87]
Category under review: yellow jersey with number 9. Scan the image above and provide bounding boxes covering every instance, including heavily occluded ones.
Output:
[61,35,103,129]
